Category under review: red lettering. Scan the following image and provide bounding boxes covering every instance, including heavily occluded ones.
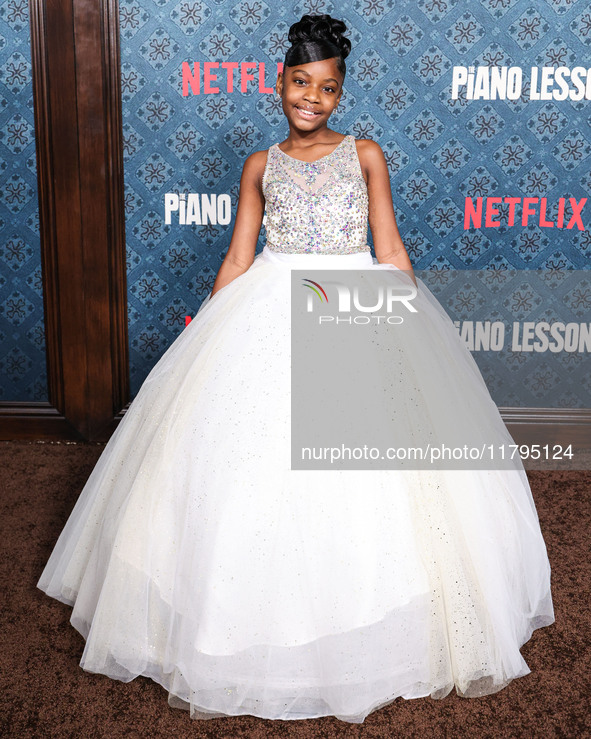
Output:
[182,61,200,96]
[557,197,565,228]
[464,197,483,229]
[567,197,587,230]
[222,61,238,92]
[463,196,586,230]
[485,197,502,227]
[521,197,538,227]
[182,61,282,95]
[259,62,274,93]
[240,61,256,92]
[505,197,520,226]
[539,197,554,227]
[204,62,220,94]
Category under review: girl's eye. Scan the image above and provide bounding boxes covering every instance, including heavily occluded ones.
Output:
[293,79,335,93]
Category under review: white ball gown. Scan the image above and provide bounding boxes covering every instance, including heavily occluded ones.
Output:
[37,134,555,723]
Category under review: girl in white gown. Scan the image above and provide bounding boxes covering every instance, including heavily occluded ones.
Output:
[37,14,555,724]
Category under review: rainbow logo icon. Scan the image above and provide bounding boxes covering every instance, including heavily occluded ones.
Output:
[302,278,328,303]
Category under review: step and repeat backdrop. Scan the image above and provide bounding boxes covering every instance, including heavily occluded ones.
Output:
[119,1,591,404]
[0,2,46,401]
[0,1,589,407]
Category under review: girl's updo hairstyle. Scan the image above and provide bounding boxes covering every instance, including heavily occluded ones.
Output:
[283,14,351,83]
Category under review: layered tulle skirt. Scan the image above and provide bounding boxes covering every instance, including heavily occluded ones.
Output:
[37,245,554,723]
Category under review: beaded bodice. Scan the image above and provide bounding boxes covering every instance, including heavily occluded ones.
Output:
[262,134,370,255]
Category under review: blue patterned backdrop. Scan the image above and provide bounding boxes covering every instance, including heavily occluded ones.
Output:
[0,0,46,401]
[119,0,591,406]
[0,1,589,406]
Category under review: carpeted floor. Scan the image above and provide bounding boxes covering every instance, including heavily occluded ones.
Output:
[0,439,588,738]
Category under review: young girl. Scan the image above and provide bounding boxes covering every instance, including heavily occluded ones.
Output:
[37,14,555,724]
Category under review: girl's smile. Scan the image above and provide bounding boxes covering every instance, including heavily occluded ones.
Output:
[294,105,322,119]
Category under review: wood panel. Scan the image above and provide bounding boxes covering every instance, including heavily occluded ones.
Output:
[0,0,128,442]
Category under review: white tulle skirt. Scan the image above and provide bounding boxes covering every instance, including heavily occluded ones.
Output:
[37,245,555,723]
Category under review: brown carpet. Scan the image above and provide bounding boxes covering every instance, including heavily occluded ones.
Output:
[0,439,588,738]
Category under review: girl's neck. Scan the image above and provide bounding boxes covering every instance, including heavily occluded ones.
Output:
[280,127,344,149]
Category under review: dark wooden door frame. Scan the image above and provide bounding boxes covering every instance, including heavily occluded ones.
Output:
[0,0,129,441]
[0,1,589,451]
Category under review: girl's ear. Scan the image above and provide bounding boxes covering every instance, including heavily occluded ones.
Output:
[276,72,283,97]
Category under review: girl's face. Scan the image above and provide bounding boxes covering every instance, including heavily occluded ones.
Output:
[276,57,343,132]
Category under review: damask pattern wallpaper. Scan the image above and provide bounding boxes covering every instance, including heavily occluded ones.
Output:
[119,0,591,405]
[0,0,46,401]
[0,1,589,407]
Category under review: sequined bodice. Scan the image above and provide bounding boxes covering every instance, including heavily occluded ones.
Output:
[262,134,370,255]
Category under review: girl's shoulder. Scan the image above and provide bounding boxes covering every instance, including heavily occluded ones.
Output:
[352,138,387,182]
[235,148,269,195]
[244,147,271,167]
[243,146,270,171]
[352,137,384,158]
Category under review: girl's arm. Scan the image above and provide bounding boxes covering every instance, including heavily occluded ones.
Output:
[210,151,266,298]
[360,140,418,288]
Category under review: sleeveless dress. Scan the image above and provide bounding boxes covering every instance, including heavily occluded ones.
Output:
[36,134,555,723]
